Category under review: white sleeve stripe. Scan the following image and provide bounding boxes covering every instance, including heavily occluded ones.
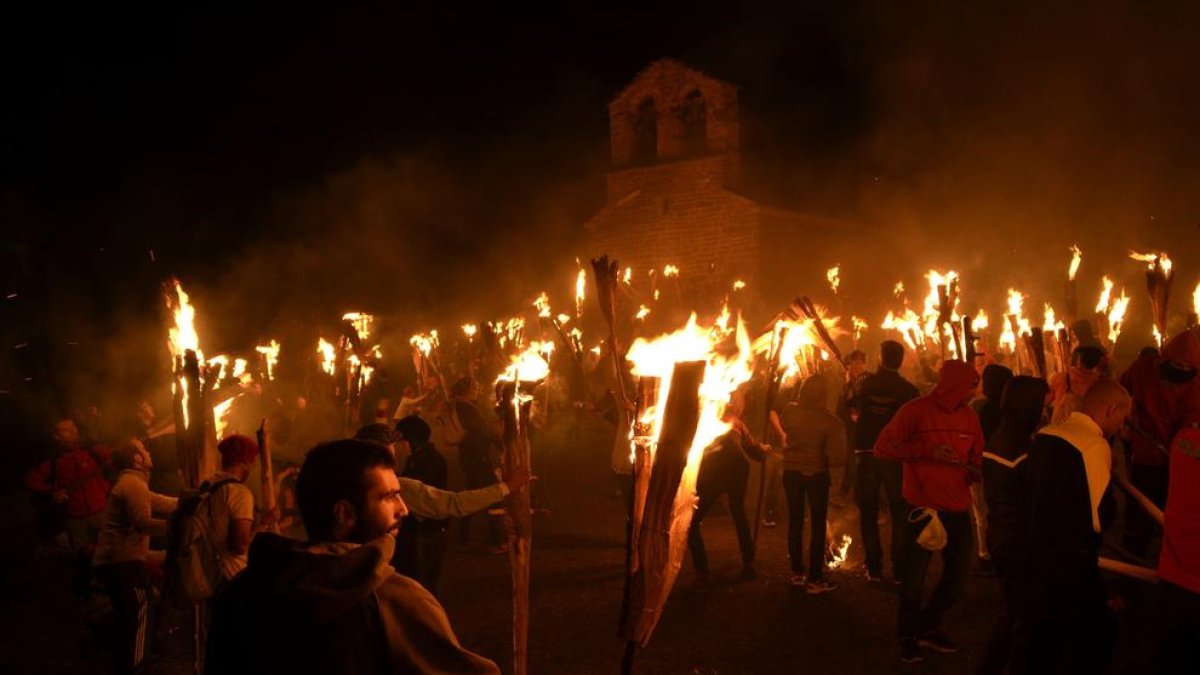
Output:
[982,451,1027,469]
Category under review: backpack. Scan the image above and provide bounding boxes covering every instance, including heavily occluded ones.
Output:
[164,478,237,606]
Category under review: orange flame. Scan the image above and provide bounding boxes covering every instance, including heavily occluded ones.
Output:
[827,534,852,569]
[255,340,280,381]
[534,292,551,318]
[496,343,551,383]
[1068,245,1083,281]
[342,312,374,342]
[1130,250,1173,276]
[827,265,840,294]
[1108,290,1130,345]
[732,279,746,291]
[317,338,336,376]
[636,305,651,321]
[662,264,679,278]
[1096,276,1114,314]
[462,324,477,340]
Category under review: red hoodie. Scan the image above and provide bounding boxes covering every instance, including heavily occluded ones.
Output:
[24,445,112,518]
[874,360,984,512]
[1120,330,1200,468]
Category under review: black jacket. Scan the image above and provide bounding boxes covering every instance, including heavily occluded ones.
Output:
[853,369,919,451]
[982,376,1045,565]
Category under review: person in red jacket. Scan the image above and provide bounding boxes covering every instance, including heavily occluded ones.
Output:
[24,416,112,552]
[1119,329,1200,561]
[875,360,983,664]
[1156,417,1200,671]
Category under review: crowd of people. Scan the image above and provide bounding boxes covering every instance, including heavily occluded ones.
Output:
[17,322,1200,673]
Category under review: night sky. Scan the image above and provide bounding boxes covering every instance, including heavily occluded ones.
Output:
[3,2,1200,449]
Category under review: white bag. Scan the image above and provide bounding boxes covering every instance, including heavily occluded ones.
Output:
[910,507,947,551]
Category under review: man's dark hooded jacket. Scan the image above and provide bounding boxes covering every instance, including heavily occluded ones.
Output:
[981,376,1047,564]
[206,533,498,675]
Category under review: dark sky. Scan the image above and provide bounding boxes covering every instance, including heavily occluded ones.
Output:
[3,1,1200,414]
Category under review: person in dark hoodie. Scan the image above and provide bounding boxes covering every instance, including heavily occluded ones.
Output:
[875,359,984,664]
[976,376,1049,675]
[1010,380,1129,674]
[853,340,920,583]
[772,374,845,592]
[205,439,499,675]
[687,391,768,582]
[969,364,1013,575]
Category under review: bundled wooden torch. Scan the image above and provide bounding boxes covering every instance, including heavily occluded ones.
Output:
[163,278,218,489]
[495,347,547,675]
[1131,251,1174,347]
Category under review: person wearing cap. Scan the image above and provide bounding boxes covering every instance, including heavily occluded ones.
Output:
[201,434,275,584]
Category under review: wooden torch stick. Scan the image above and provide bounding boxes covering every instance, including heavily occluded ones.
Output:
[256,419,278,533]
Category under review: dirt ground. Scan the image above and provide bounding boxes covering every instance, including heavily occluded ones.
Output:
[0,421,1163,674]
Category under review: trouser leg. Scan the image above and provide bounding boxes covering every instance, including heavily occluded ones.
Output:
[727,481,754,566]
[897,511,933,641]
[878,458,909,579]
[783,471,806,574]
[807,473,831,581]
[763,453,783,520]
[96,561,152,675]
[855,453,883,575]
[920,510,973,633]
[687,490,719,573]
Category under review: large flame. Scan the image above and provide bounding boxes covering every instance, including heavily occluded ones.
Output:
[317,338,337,376]
[1096,276,1115,314]
[827,534,852,570]
[575,264,587,317]
[342,312,374,342]
[882,308,922,352]
[496,343,551,383]
[410,331,438,358]
[255,340,280,381]
[462,323,477,340]
[1068,245,1083,281]
[1108,289,1131,345]
[973,309,989,331]
[166,278,202,362]
[534,292,551,318]
[213,395,240,440]
[1130,250,1173,276]
[1043,304,1064,334]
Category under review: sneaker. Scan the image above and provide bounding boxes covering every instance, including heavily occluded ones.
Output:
[918,630,959,654]
[806,578,838,594]
[789,573,808,587]
[900,640,925,664]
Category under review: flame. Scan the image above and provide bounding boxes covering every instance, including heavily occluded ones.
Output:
[1096,276,1114,314]
[207,355,229,381]
[827,265,840,294]
[496,343,551,383]
[1130,250,1173,276]
[627,314,754,462]
[851,316,868,343]
[462,324,477,340]
[1068,245,1083,281]
[342,312,374,342]
[920,270,961,357]
[557,313,571,325]
[715,302,732,334]
[662,264,679,278]
[410,331,440,360]
[575,265,586,317]
[534,292,551,318]
[213,395,240,440]
[1153,325,1163,348]
[255,340,280,381]
[166,278,202,362]
[1108,289,1130,344]
[232,358,249,383]
[757,309,844,381]
[827,534,852,569]
[732,279,746,291]
[973,309,989,331]
[882,309,922,352]
[535,339,554,360]
[1043,304,1064,334]
[636,305,651,320]
[893,281,905,299]
[1193,283,1200,317]
[317,338,337,376]
[653,289,661,301]
[623,267,633,284]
